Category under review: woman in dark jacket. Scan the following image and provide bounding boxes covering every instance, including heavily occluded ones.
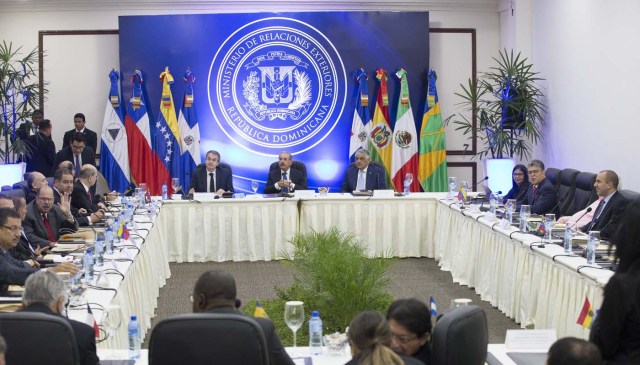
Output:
[503,164,530,202]
[590,199,640,364]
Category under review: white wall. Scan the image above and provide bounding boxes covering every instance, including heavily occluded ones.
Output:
[0,0,500,185]
[532,0,640,190]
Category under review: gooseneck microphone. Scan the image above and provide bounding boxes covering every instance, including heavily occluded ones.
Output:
[568,207,593,230]
[472,176,489,190]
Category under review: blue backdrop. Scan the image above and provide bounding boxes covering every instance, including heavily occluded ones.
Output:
[119,12,429,192]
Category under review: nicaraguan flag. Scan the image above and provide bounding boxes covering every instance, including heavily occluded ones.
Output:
[430,296,437,317]
[349,68,371,163]
[99,69,131,193]
[153,66,181,194]
[177,68,201,192]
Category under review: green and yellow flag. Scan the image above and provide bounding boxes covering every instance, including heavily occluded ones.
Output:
[369,68,393,188]
[419,69,448,192]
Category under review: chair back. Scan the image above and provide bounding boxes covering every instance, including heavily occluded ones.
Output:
[149,313,270,365]
[0,312,79,365]
[571,172,597,213]
[432,305,488,365]
[557,168,580,216]
[545,167,561,190]
[269,160,307,176]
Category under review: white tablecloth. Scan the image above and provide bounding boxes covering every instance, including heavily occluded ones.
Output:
[300,193,441,258]
[434,200,613,339]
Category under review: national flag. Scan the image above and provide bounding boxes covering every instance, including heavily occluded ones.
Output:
[153,67,181,194]
[86,303,99,338]
[391,69,419,192]
[118,221,130,240]
[419,69,448,192]
[349,68,371,162]
[124,70,168,195]
[177,68,201,192]
[369,68,393,188]
[99,69,132,193]
[577,297,595,329]
[457,186,467,202]
[254,301,269,318]
[429,296,437,317]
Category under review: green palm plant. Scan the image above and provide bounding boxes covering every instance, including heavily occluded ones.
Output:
[0,41,42,162]
[447,49,546,160]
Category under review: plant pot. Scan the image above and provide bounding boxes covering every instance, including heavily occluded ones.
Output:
[483,158,515,196]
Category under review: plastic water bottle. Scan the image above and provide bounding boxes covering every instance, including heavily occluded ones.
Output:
[162,182,168,200]
[403,179,410,196]
[105,227,114,255]
[563,225,573,254]
[489,193,497,214]
[586,232,599,266]
[126,202,134,225]
[83,249,94,283]
[309,311,323,355]
[94,239,104,267]
[128,315,141,359]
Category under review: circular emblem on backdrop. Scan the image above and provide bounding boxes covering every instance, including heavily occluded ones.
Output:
[394,130,412,149]
[208,17,347,156]
[104,121,125,144]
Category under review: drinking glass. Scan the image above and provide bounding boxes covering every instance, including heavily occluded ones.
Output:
[102,305,122,341]
[450,298,472,308]
[171,178,181,194]
[284,301,304,353]
[405,173,413,185]
[448,177,457,200]
[586,231,600,266]
[519,205,531,232]
[139,183,148,194]
[251,180,259,194]
[544,214,555,243]
[505,199,516,224]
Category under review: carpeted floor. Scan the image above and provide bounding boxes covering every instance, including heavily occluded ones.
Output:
[144,257,520,347]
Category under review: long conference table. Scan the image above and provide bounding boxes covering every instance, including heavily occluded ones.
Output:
[79,192,612,350]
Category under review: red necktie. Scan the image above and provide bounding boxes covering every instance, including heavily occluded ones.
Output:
[87,190,92,203]
[532,185,538,201]
[42,214,55,242]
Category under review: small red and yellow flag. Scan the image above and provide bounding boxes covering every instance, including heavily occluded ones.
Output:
[577,297,595,329]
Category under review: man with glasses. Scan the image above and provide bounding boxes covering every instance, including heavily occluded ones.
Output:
[55,133,96,178]
[54,168,103,227]
[519,159,558,215]
[23,186,78,249]
[0,208,78,295]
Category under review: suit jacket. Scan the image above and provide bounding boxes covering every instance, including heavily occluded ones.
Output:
[54,188,90,226]
[205,307,294,365]
[189,166,234,193]
[504,181,531,203]
[0,247,37,295]
[22,303,100,365]
[23,201,78,248]
[582,191,627,239]
[54,145,96,171]
[24,132,56,177]
[519,177,558,215]
[264,167,308,194]
[70,180,100,213]
[9,231,37,261]
[63,128,98,153]
[341,163,387,192]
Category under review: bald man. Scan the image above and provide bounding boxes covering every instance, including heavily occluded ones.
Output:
[70,164,105,214]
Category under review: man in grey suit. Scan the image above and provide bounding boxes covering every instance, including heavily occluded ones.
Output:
[341,149,387,192]
[23,185,78,249]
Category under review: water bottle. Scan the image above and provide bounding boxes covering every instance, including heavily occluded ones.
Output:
[128,315,141,359]
[94,238,104,267]
[309,310,323,355]
[403,179,410,196]
[126,202,134,225]
[586,231,599,266]
[105,227,114,255]
[489,193,497,214]
[162,182,168,200]
[563,224,573,254]
[83,249,94,283]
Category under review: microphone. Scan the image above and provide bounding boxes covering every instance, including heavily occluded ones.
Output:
[568,207,593,230]
[60,244,90,257]
[472,176,489,191]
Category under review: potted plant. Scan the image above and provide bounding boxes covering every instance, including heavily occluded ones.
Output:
[446,49,546,193]
[0,41,42,164]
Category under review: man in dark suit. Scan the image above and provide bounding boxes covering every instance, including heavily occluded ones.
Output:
[189,150,234,194]
[15,109,43,141]
[62,113,98,153]
[55,132,96,178]
[264,151,308,194]
[53,168,103,227]
[341,149,387,192]
[5,195,49,262]
[191,270,294,365]
[582,170,627,239]
[0,208,77,295]
[24,119,56,176]
[24,171,48,204]
[23,185,78,249]
[70,165,105,214]
[519,159,558,215]
[21,271,99,365]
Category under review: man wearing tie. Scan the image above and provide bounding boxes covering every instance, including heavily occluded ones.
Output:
[581,170,627,239]
[341,149,387,192]
[62,113,98,153]
[6,196,49,262]
[518,159,558,215]
[23,186,78,249]
[55,133,96,178]
[70,165,104,214]
[189,150,234,194]
[264,151,307,194]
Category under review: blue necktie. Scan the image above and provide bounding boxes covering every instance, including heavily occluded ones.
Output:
[282,172,289,194]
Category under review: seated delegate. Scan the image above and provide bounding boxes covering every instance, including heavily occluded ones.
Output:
[264,151,307,194]
[188,150,234,195]
[503,164,530,202]
[341,149,386,192]
[386,298,432,365]
[518,159,558,215]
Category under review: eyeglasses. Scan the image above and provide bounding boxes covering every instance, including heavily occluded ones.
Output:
[527,170,541,176]
[1,225,22,233]
[513,173,524,177]
[391,333,419,344]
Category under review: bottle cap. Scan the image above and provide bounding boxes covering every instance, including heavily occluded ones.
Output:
[131,315,137,321]
[312,310,319,317]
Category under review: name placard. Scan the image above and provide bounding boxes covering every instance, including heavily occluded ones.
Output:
[505,329,556,350]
